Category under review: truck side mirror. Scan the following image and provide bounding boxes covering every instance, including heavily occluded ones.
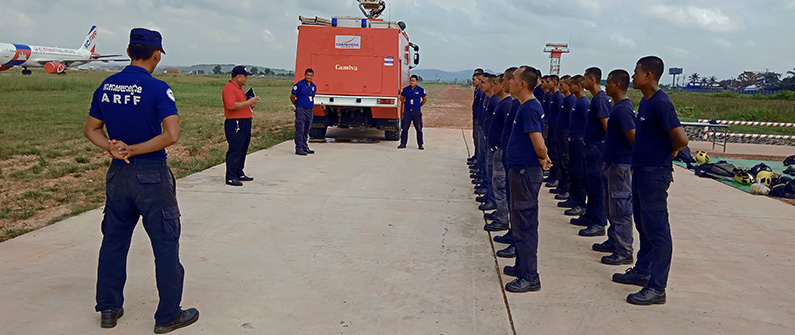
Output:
[413,53,420,66]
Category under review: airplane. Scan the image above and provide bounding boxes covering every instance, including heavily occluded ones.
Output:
[0,25,127,75]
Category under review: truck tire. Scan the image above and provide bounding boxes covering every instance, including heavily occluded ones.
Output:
[309,127,327,139]
[384,130,400,141]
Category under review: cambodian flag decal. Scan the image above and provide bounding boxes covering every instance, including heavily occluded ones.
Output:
[384,56,393,66]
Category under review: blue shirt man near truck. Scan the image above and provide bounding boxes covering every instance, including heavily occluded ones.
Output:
[613,56,688,306]
[291,68,317,155]
[83,28,199,333]
[502,66,552,293]
[398,75,427,149]
[573,67,611,237]
[596,69,636,267]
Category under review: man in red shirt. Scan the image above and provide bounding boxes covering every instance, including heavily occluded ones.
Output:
[222,66,259,186]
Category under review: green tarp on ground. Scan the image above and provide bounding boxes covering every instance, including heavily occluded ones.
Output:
[675,157,791,193]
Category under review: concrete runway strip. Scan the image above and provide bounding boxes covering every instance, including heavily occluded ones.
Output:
[0,128,793,334]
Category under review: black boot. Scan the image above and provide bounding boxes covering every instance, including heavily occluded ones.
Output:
[627,287,666,305]
[612,267,650,287]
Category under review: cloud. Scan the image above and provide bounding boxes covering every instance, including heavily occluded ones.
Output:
[713,38,732,48]
[648,4,737,32]
[262,29,274,42]
[611,33,636,48]
[669,47,690,57]
[790,0,795,9]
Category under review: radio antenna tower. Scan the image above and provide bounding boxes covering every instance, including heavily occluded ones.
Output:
[544,43,570,75]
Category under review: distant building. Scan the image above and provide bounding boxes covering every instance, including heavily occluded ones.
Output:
[165,69,180,74]
[196,70,205,75]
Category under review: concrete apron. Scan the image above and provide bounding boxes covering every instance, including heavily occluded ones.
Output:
[1,127,794,334]
[0,128,511,335]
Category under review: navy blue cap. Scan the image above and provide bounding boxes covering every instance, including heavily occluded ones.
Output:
[232,65,252,77]
[129,28,165,54]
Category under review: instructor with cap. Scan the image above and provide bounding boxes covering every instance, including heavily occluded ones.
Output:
[291,68,316,155]
[223,65,259,186]
[83,28,198,333]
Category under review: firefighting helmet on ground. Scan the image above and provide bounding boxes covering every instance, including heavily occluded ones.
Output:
[695,151,710,164]
[733,169,753,185]
[756,170,774,186]
[750,183,770,195]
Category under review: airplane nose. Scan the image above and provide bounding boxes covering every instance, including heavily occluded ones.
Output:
[0,45,15,66]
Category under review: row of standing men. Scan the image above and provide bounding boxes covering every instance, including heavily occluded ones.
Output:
[467,57,689,305]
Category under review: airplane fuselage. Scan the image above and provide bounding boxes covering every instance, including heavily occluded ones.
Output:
[0,43,94,71]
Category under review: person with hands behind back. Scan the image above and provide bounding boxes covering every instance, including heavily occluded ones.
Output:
[83,28,199,334]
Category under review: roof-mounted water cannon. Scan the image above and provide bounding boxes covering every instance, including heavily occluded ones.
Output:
[358,0,387,19]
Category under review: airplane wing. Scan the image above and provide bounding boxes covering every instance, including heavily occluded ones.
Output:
[33,58,129,66]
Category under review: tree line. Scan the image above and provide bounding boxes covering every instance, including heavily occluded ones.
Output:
[685,68,795,91]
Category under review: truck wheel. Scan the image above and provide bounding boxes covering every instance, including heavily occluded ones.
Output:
[384,130,400,141]
[309,127,327,139]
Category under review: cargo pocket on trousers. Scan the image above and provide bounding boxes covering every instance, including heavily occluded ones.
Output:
[611,191,632,216]
[512,200,539,231]
[161,206,181,243]
[137,172,162,184]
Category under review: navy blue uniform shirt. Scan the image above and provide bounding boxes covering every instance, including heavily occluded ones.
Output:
[477,91,487,123]
[506,98,544,167]
[604,98,636,164]
[547,91,563,130]
[584,90,611,143]
[472,89,482,120]
[489,96,512,148]
[632,90,682,168]
[401,85,426,110]
[569,96,590,140]
[557,94,575,131]
[533,85,544,104]
[500,99,521,150]
[483,95,499,137]
[542,91,552,123]
[291,80,317,108]
[89,65,178,160]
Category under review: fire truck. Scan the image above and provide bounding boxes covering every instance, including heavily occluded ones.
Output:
[294,0,420,140]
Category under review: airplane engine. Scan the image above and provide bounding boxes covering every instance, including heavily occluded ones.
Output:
[44,62,66,74]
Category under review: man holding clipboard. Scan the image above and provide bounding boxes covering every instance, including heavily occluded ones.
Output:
[222,65,259,186]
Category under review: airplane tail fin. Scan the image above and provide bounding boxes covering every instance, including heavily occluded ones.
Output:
[79,25,98,51]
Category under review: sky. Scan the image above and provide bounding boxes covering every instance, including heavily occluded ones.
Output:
[2,0,794,81]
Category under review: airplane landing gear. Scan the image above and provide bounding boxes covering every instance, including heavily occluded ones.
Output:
[21,67,32,75]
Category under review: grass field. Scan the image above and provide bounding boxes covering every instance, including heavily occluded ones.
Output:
[628,90,795,136]
[0,69,296,241]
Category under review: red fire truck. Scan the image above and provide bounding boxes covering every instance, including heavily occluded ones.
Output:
[294,0,420,140]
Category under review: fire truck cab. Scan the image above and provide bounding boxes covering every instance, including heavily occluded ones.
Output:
[294,0,420,140]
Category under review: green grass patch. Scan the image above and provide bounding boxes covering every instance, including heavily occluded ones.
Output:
[627,90,795,136]
[0,69,296,239]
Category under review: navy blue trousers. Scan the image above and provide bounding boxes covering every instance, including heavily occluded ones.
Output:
[583,142,607,226]
[96,159,184,325]
[632,167,674,290]
[555,129,571,192]
[568,139,587,207]
[225,118,251,181]
[294,106,313,153]
[547,127,561,182]
[508,165,543,281]
[400,108,423,146]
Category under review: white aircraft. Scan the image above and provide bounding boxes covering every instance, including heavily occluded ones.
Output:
[0,26,127,75]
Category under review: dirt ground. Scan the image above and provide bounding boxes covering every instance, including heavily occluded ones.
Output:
[421,85,474,129]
